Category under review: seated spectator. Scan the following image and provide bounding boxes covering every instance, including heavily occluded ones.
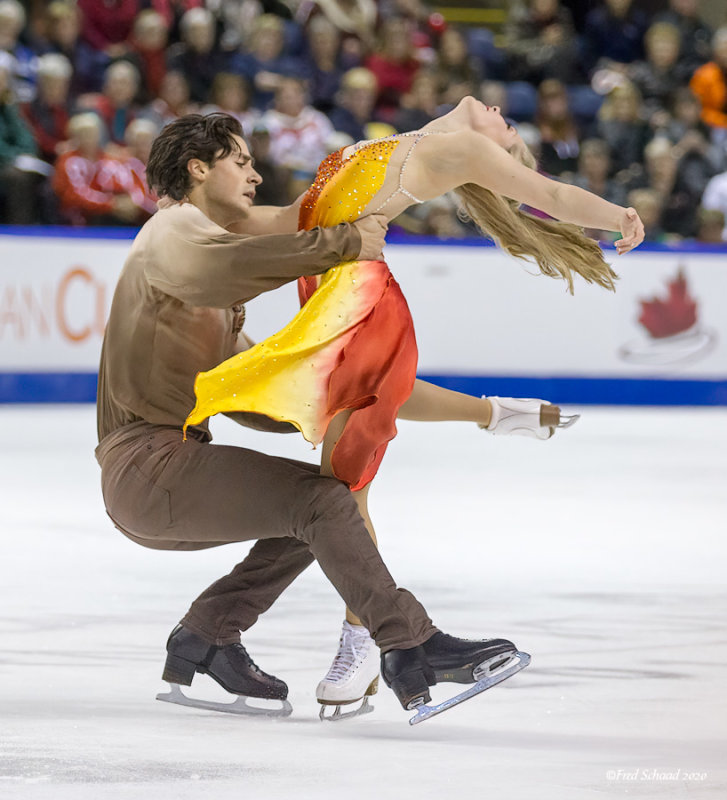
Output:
[572,138,627,206]
[700,168,727,240]
[654,0,712,80]
[167,7,229,105]
[77,60,141,146]
[535,78,580,176]
[627,22,684,122]
[662,87,724,174]
[144,69,198,126]
[128,10,169,101]
[365,16,420,125]
[52,112,146,225]
[379,0,441,66]
[434,26,481,107]
[517,121,543,165]
[694,206,725,243]
[582,0,648,76]
[248,120,291,206]
[505,0,580,85]
[151,0,204,37]
[327,65,378,142]
[302,15,344,114]
[297,0,378,62]
[0,0,37,102]
[120,117,158,219]
[230,14,301,110]
[20,53,72,164]
[0,51,41,223]
[260,76,334,179]
[689,27,727,132]
[77,0,139,59]
[595,81,650,176]
[479,80,508,118]
[41,1,108,96]
[626,136,711,238]
[381,0,431,27]
[215,0,294,57]
[663,86,711,146]
[627,187,666,241]
[393,69,439,132]
[201,73,260,134]
[419,195,471,239]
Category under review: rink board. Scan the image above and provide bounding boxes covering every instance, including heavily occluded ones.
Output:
[1,227,726,404]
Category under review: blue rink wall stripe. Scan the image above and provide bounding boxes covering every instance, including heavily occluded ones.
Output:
[3,224,727,253]
[0,373,99,403]
[419,375,727,406]
[1,372,726,405]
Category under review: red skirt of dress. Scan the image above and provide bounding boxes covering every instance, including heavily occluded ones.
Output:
[299,265,417,491]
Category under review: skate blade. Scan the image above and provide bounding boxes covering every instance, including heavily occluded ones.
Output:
[556,413,580,429]
[156,682,293,718]
[408,650,531,726]
[319,695,375,722]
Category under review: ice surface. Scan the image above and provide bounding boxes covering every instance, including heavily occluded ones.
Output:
[1,405,725,799]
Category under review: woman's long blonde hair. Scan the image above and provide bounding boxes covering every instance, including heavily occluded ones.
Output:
[455,141,617,294]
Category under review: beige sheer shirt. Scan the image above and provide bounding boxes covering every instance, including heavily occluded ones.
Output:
[96,202,361,442]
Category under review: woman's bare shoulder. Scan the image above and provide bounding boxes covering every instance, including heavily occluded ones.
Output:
[415,128,502,172]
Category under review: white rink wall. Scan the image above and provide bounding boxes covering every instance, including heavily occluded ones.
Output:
[1,228,726,404]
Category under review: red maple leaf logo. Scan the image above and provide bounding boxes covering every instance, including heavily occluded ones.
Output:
[638,269,698,339]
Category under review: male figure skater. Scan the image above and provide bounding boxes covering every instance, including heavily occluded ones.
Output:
[95,113,527,719]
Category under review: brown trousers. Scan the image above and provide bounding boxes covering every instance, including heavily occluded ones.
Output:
[95,421,436,650]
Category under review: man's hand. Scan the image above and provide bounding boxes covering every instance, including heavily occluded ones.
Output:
[353,214,388,261]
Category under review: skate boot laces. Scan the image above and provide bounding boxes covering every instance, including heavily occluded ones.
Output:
[323,622,373,682]
[230,643,271,679]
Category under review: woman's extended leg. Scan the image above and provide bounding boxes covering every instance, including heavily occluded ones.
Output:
[399,379,574,437]
[398,379,493,426]
[317,410,383,716]
[321,410,377,626]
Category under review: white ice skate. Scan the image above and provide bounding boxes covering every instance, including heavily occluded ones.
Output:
[481,396,579,439]
[317,621,380,721]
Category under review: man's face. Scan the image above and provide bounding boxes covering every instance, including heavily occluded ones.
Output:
[193,135,262,225]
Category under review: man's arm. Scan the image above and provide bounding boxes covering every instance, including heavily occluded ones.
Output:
[145,205,389,308]
[144,205,364,308]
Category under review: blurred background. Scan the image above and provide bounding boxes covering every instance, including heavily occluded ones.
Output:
[1,0,726,405]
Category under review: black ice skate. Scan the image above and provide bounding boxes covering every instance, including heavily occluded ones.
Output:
[381,632,530,725]
[156,624,292,717]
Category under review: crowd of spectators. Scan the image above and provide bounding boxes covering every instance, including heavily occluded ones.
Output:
[2,0,727,242]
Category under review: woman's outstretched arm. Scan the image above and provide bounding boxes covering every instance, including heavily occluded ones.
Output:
[227,195,304,235]
[413,130,644,253]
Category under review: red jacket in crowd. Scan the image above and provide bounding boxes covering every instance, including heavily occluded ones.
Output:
[53,149,156,225]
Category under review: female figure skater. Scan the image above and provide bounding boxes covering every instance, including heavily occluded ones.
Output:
[184,97,645,716]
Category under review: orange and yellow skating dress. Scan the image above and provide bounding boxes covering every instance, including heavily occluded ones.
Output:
[185,138,418,491]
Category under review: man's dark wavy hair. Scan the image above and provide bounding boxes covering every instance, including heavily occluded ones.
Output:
[146,113,244,200]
